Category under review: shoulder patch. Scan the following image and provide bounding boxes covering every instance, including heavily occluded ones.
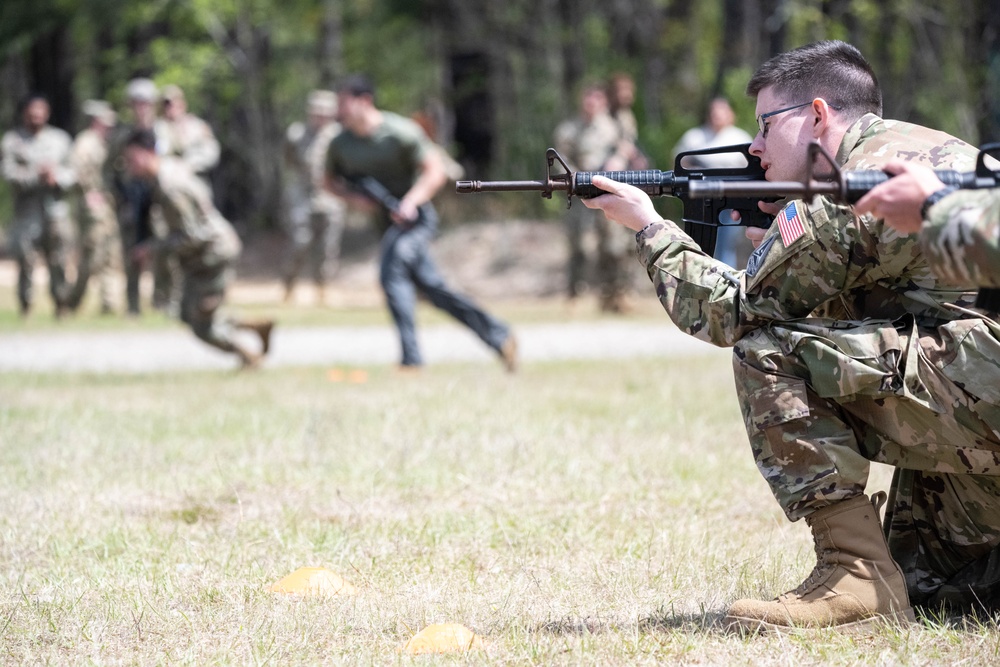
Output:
[746,235,776,278]
[775,201,805,246]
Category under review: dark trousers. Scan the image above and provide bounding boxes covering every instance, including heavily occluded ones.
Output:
[378,205,509,366]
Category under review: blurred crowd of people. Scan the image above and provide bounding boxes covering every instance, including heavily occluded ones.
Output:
[0,73,755,368]
[553,73,750,311]
[0,79,277,367]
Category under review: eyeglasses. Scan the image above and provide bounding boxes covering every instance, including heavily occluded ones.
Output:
[756,101,813,138]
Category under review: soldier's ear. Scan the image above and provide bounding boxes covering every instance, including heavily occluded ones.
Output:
[809,98,834,139]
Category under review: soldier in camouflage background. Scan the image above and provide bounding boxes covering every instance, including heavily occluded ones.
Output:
[152,84,222,316]
[281,90,346,305]
[1,94,76,317]
[583,41,1000,632]
[68,100,120,314]
[108,78,160,317]
[553,83,636,312]
[122,129,273,369]
[855,161,1000,287]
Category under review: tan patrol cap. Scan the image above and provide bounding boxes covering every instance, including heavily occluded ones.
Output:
[82,99,117,125]
[307,89,337,115]
[161,84,185,102]
[125,78,159,103]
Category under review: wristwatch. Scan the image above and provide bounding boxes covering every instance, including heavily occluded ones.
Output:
[920,186,958,219]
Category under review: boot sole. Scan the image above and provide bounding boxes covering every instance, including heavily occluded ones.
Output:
[722,607,918,636]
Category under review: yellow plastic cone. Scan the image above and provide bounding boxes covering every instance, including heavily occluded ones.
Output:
[401,623,484,654]
[269,567,357,596]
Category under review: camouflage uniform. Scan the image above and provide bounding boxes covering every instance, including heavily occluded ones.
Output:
[554,111,632,308]
[149,156,244,354]
[155,115,220,184]
[635,115,1000,609]
[1,123,76,314]
[106,79,161,316]
[922,189,1000,288]
[282,115,346,295]
[152,97,221,314]
[68,106,120,313]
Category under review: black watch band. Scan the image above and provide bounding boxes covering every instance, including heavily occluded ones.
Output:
[921,186,958,219]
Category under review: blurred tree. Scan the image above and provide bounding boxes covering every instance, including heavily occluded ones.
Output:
[1,0,999,232]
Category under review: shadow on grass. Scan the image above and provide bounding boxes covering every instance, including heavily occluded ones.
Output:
[531,609,729,637]
[639,608,729,634]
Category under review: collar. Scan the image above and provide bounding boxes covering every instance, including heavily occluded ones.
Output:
[835,113,885,166]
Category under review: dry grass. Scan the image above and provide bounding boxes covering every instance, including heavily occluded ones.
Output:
[2,357,998,665]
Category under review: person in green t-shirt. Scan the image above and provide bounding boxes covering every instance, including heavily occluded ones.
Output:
[324,74,517,372]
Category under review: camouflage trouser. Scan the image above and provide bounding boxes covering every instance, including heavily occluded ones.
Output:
[69,202,119,311]
[283,206,346,288]
[151,212,181,316]
[180,259,238,354]
[565,205,631,304]
[8,210,73,312]
[733,315,1000,608]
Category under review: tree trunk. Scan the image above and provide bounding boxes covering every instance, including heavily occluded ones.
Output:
[29,25,75,132]
[317,0,344,89]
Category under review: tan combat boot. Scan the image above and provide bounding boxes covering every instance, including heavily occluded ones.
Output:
[499,334,518,373]
[724,494,917,634]
[234,343,262,370]
[237,319,275,355]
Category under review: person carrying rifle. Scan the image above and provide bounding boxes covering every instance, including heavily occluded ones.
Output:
[324,74,517,373]
[583,40,1000,632]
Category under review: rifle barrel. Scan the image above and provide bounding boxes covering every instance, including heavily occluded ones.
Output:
[688,180,843,200]
[456,179,567,194]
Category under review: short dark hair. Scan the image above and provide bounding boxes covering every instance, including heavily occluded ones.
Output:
[746,41,882,121]
[337,74,376,100]
[18,93,49,115]
[125,128,157,152]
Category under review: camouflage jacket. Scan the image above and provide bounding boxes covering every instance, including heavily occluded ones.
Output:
[284,120,343,214]
[922,189,1000,288]
[553,112,626,171]
[154,114,220,177]
[637,115,982,347]
[71,128,109,195]
[150,156,241,268]
[1,124,76,221]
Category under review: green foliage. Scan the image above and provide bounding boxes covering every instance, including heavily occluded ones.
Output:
[1,0,998,227]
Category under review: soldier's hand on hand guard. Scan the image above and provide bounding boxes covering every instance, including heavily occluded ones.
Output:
[582,175,661,232]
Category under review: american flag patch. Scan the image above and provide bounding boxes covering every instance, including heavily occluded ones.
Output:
[775,201,805,247]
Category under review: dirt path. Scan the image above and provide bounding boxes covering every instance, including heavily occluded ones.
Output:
[0,319,723,373]
[0,220,728,372]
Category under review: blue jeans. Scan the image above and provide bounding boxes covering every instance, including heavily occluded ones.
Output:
[379,205,510,366]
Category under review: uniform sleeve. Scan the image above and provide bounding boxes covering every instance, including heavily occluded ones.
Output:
[307,125,337,192]
[52,132,77,192]
[70,137,100,193]
[1,132,39,190]
[921,189,1000,288]
[183,117,221,174]
[638,197,867,347]
[159,167,218,255]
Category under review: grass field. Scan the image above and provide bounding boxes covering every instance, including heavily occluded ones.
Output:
[3,353,999,664]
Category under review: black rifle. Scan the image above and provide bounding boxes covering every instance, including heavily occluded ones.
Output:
[456,144,776,257]
[345,175,427,229]
[685,141,1000,312]
[348,175,403,216]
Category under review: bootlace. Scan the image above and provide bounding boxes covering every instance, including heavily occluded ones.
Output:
[780,514,838,600]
